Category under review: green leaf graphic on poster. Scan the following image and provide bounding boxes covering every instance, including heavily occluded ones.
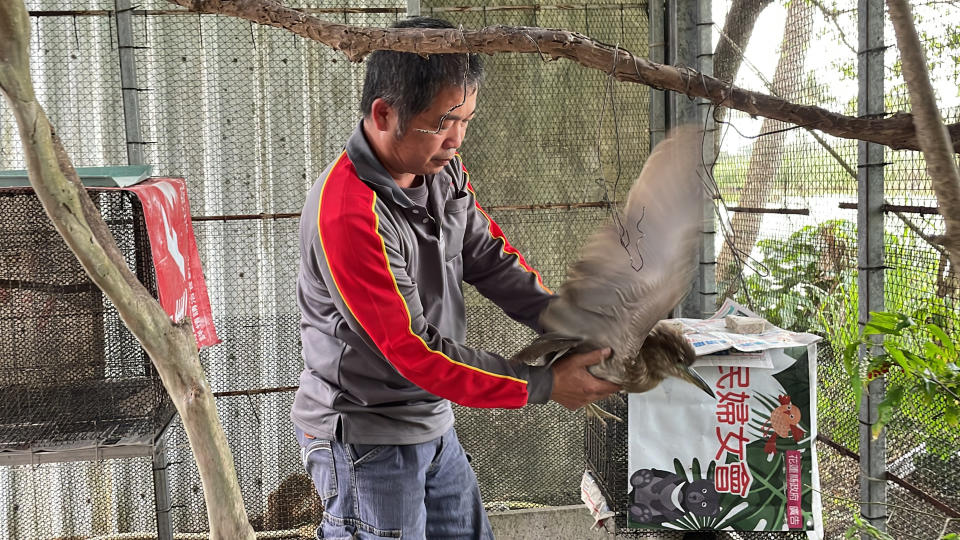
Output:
[774,346,811,414]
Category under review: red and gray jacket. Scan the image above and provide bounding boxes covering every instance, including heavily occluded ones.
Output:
[291,123,555,445]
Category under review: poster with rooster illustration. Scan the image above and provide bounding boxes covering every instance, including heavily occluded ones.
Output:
[627,343,822,536]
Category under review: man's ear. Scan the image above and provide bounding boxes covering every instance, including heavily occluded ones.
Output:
[368,98,396,133]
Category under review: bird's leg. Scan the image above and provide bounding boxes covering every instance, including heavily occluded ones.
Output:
[584,402,623,423]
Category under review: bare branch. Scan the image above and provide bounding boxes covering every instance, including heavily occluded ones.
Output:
[808,0,858,56]
[887,0,960,278]
[166,0,960,154]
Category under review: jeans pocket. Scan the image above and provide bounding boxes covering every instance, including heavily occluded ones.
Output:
[301,439,338,500]
[314,523,355,540]
[346,443,384,466]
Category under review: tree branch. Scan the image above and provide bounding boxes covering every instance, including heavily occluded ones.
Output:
[887,0,960,278]
[167,0,960,153]
[713,0,774,91]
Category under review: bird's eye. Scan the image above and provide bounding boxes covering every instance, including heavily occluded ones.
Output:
[702,488,707,494]
[701,502,707,507]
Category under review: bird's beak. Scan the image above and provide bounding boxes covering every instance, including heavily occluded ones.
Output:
[678,365,715,398]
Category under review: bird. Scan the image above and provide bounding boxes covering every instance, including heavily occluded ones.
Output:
[512,125,714,418]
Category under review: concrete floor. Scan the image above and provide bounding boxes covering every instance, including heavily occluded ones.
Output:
[488,505,614,539]
[488,507,726,539]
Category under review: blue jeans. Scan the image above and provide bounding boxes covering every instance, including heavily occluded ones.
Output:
[296,426,494,539]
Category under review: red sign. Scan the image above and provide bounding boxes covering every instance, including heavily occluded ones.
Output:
[122,178,219,348]
[786,450,803,528]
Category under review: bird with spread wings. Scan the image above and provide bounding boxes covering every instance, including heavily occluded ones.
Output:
[513,125,714,418]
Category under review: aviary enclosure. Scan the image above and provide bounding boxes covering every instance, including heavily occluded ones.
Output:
[0,0,957,538]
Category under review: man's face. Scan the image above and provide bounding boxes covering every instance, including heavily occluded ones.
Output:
[382,84,478,179]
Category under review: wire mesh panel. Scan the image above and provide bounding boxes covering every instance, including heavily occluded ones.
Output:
[712,0,960,538]
[711,2,868,537]
[0,189,172,455]
[136,4,396,214]
[160,393,316,536]
[460,208,622,509]
[0,7,171,539]
[880,1,960,536]
[1,6,126,171]
[0,457,158,540]
[147,2,652,534]
[887,484,960,540]
[0,188,175,539]
[421,3,650,208]
[2,0,960,537]
[429,0,652,517]
[130,6,400,538]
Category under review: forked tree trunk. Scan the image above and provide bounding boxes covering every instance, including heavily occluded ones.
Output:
[716,0,816,293]
[0,2,255,538]
[887,0,960,276]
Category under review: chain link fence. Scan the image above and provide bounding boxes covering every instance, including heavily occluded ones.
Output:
[1,0,958,538]
[880,1,960,535]
[713,1,960,539]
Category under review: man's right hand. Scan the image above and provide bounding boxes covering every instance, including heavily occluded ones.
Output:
[548,347,621,410]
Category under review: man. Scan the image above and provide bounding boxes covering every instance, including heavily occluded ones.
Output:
[292,16,619,539]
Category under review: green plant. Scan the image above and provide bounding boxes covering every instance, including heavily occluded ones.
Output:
[844,513,896,540]
[733,218,957,339]
[736,219,856,333]
[731,218,960,454]
[841,311,960,440]
[844,512,959,540]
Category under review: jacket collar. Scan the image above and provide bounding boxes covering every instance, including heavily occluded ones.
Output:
[345,121,414,208]
[345,120,455,208]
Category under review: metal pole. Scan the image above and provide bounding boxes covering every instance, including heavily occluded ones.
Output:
[858,0,887,533]
[152,434,174,540]
[649,0,666,149]
[668,0,716,320]
[407,0,421,18]
[117,3,164,534]
[694,0,717,320]
[116,0,145,166]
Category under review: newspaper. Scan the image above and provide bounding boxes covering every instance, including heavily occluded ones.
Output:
[664,299,820,368]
